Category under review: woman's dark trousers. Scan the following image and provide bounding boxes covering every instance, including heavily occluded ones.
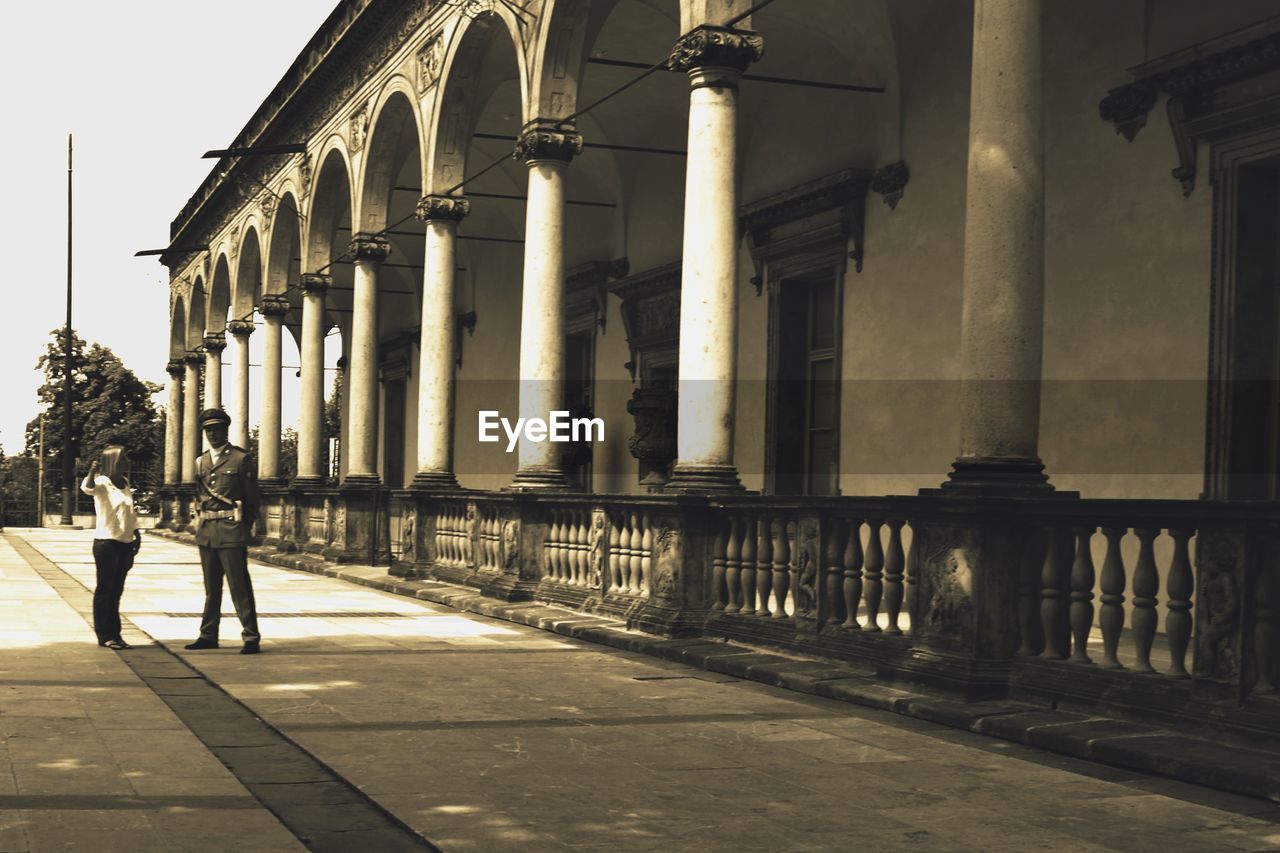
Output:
[92,539,134,643]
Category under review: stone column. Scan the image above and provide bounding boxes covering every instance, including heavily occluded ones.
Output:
[666,26,762,492]
[202,332,225,410]
[345,234,390,486]
[163,359,183,485]
[943,0,1051,493]
[509,122,582,489]
[181,353,201,484]
[227,320,254,449]
[296,273,331,483]
[412,195,470,489]
[258,296,289,483]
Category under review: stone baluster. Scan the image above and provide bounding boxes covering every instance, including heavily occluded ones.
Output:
[1130,527,1159,673]
[863,520,885,632]
[739,515,757,615]
[772,517,790,618]
[756,513,773,617]
[826,519,846,626]
[712,517,728,610]
[724,516,742,612]
[1099,526,1128,669]
[884,519,906,636]
[843,519,864,629]
[1165,527,1194,678]
[1017,527,1048,656]
[1040,526,1072,658]
[787,521,800,616]
[611,513,625,593]
[641,514,653,596]
[905,522,920,637]
[573,511,586,586]
[548,511,563,581]
[629,512,644,595]
[1069,526,1096,664]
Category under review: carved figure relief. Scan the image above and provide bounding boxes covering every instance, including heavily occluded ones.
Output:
[795,522,819,616]
[653,525,680,601]
[588,510,606,589]
[920,532,974,649]
[503,519,520,570]
[350,102,369,152]
[334,502,347,549]
[298,152,313,201]
[1195,535,1241,681]
[402,507,416,561]
[416,33,443,93]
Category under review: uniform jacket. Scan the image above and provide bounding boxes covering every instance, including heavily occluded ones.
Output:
[195,444,261,548]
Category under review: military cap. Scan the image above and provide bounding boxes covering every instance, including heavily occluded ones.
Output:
[199,408,231,428]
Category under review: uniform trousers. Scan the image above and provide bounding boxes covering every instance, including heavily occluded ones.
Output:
[92,539,134,643]
[197,545,260,643]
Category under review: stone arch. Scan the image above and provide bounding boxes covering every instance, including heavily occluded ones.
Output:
[264,190,303,299]
[304,141,355,273]
[425,8,531,194]
[170,295,187,360]
[233,225,263,320]
[187,278,207,351]
[357,79,425,232]
[207,253,232,334]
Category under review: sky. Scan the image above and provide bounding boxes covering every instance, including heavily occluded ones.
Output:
[0,0,339,456]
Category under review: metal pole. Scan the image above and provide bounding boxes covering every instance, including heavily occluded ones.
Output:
[60,134,74,525]
[37,415,45,527]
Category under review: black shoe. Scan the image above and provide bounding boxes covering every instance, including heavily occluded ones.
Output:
[105,638,132,650]
[240,641,261,655]
[184,638,219,650]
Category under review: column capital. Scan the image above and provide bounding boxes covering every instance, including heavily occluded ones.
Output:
[416,194,471,222]
[259,295,290,317]
[669,25,763,77]
[166,358,185,377]
[513,121,583,165]
[301,273,332,294]
[202,332,226,353]
[227,319,255,336]
[183,351,203,366]
[349,232,391,263]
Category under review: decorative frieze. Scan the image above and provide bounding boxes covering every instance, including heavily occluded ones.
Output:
[668,25,764,75]
[415,194,471,222]
[513,122,583,164]
[349,232,391,262]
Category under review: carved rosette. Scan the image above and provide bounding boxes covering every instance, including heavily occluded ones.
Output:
[513,123,584,165]
[1098,82,1158,142]
[227,319,255,337]
[259,296,290,317]
[300,273,332,295]
[202,332,226,354]
[871,161,910,210]
[415,194,471,222]
[668,25,764,76]
[166,358,185,377]
[349,233,391,263]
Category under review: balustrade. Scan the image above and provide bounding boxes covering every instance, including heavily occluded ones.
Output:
[434,501,472,569]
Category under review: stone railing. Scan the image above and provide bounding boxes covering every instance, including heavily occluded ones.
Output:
[157,481,1279,734]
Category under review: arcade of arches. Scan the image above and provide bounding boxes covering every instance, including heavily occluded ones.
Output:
[156,0,1280,720]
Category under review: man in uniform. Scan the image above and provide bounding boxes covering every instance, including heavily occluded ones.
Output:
[185,408,263,654]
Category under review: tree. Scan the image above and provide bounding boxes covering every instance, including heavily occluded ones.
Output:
[248,426,298,482]
[24,329,163,506]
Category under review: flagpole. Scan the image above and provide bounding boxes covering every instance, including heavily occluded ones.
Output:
[60,133,74,526]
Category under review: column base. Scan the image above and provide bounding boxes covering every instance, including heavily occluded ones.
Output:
[665,463,745,494]
[290,475,326,489]
[931,456,1059,497]
[506,467,570,491]
[340,473,382,490]
[410,470,460,491]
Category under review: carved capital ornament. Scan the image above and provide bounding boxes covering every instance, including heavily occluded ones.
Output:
[259,296,290,317]
[415,194,471,222]
[202,332,226,353]
[349,233,391,263]
[166,359,185,377]
[513,123,584,164]
[300,272,332,294]
[669,25,764,76]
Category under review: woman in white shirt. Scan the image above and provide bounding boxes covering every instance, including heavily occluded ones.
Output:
[80,444,141,650]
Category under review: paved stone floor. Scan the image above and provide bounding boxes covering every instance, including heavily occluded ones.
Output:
[2,528,1279,852]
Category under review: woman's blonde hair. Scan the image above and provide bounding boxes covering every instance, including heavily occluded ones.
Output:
[100,445,131,487]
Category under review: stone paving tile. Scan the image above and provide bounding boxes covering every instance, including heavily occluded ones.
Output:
[12,529,1280,852]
